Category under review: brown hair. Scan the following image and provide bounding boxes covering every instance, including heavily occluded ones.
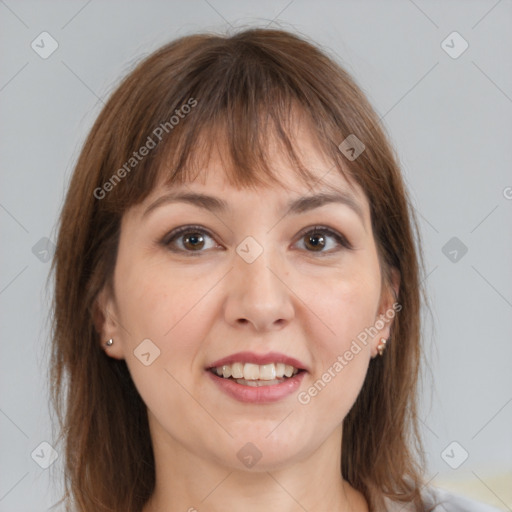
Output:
[51,27,429,511]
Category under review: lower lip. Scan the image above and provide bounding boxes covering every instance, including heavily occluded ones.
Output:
[207,370,306,403]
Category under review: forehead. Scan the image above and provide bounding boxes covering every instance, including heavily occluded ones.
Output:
[153,117,367,207]
[139,126,370,233]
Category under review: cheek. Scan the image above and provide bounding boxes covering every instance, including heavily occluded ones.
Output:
[297,264,380,413]
[298,289,374,424]
[113,254,226,386]
[113,262,216,431]
[114,253,218,345]
[308,264,381,352]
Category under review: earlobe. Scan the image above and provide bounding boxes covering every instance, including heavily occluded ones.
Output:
[93,288,125,360]
[376,337,387,356]
[373,267,401,358]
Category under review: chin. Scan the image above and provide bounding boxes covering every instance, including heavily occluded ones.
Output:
[215,431,311,472]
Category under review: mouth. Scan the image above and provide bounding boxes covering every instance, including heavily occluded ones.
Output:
[205,352,308,402]
[208,362,305,387]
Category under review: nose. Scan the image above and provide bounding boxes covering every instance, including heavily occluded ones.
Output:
[223,245,295,332]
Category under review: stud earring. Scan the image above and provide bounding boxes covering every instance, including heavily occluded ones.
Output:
[105,338,114,347]
[377,337,387,356]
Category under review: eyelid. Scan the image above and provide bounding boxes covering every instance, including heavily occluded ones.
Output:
[294,225,353,252]
[159,224,353,254]
[160,224,214,245]
[159,224,220,254]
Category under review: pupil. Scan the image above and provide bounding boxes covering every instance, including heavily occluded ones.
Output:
[307,233,325,251]
[185,233,204,250]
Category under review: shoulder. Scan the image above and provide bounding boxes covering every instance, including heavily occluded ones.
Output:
[384,486,504,512]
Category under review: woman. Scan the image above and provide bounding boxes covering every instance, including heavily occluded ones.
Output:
[51,28,501,512]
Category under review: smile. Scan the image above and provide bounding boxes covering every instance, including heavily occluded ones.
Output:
[206,351,308,402]
[210,362,300,385]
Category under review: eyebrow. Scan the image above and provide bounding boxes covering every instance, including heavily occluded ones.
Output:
[143,190,365,224]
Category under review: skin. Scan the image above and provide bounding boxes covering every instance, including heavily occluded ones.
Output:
[96,125,399,512]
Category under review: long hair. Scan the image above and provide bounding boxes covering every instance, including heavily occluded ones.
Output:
[51,27,429,511]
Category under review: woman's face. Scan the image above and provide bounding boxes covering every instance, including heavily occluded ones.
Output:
[99,127,398,472]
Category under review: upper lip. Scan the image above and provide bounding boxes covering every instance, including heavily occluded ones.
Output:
[206,351,309,372]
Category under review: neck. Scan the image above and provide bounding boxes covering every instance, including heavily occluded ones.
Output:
[143,416,368,512]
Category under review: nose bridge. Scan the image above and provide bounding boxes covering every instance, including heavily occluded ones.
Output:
[238,238,279,289]
[225,236,294,330]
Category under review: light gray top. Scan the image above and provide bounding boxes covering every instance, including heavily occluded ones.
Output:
[384,486,504,511]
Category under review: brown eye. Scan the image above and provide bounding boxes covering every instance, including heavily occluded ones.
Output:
[296,226,352,254]
[182,232,205,251]
[162,226,218,254]
[304,232,326,252]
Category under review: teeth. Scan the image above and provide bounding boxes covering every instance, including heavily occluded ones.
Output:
[259,364,276,380]
[231,362,244,379]
[284,365,294,378]
[212,362,300,380]
[243,363,260,380]
[221,365,231,378]
[234,378,282,387]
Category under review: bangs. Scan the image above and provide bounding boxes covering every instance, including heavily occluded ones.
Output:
[157,99,354,194]
[102,32,360,211]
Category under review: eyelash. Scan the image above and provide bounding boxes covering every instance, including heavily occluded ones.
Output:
[160,224,353,256]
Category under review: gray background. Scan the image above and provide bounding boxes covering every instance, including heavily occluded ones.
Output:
[1,1,511,510]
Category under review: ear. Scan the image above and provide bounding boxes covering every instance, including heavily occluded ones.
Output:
[372,267,401,357]
[93,286,125,360]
